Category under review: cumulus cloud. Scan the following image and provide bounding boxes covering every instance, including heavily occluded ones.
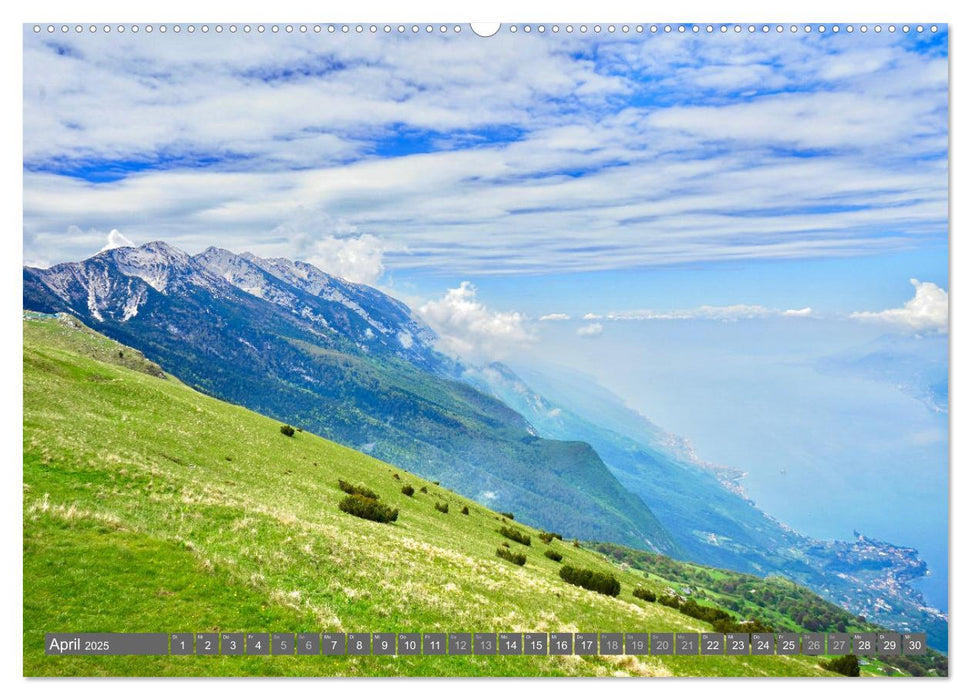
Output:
[851,279,948,332]
[417,282,534,362]
[300,234,391,285]
[539,313,571,321]
[577,323,604,337]
[582,313,602,320]
[99,228,134,252]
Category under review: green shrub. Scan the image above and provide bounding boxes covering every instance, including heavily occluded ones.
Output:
[419,486,428,493]
[658,594,682,610]
[572,539,580,548]
[461,505,469,515]
[338,479,379,499]
[499,526,531,546]
[401,485,415,497]
[338,494,398,523]
[679,598,734,625]
[558,565,620,597]
[633,587,656,603]
[500,542,510,548]
[435,502,449,514]
[712,618,772,634]
[280,424,295,437]
[539,532,555,544]
[499,512,515,520]
[544,550,563,562]
[822,654,860,677]
[496,547,526,566]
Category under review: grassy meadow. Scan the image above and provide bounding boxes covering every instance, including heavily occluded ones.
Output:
[23,314,838,677]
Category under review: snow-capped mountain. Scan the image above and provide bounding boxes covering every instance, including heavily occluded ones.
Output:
[24,241,440,370]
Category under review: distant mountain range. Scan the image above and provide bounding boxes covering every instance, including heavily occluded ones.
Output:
[23,242,947,650]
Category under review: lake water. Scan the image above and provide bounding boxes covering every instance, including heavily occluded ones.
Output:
[534,318,949,612]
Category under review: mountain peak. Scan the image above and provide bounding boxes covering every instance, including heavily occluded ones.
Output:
[25,240,443,369]
[107,241,199,292]
[140,240,182,254]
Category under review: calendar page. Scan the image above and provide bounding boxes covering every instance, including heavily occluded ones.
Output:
[22,20,948,679]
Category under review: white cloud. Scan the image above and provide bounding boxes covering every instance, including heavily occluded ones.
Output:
[22,30,947,276]
[605,305,815,322]
[417,282,534,362]
[295,233,391,285]
[577,323,604,337]
[100,228,134,252]
[539,313,571,322]
[582,313,602,320]
[851,279,948,332]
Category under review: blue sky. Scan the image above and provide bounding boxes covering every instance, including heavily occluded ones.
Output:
[22,25,950,344]
[24,28,947,298]
[23,23,949,608]
[21,22,950,390]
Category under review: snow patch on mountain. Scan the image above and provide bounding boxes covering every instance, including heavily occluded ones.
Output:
[25,240,446,372]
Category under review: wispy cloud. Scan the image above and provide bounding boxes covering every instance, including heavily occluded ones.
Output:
[99,228,134,252]
[603,305,816,322]
[23,29,947,277]
[539,313,571,322]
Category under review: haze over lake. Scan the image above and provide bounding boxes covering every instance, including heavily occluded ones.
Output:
[526,316,948,611]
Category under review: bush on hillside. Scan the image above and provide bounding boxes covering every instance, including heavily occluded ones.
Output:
[658,594,682,610]
[499,512,515,520]
[544,550,563,562]
[680,598,733,624]
[822,654,860,677]
[712,618,773,634]
[401,485,415,497]
[633,587,657,603]
[558,565,620,597]
[461,505,469,515]
[499,526,531,546]
[435,502,449,514]
[280,424,295,437]
[338,494,398,524]
[496,548,526,566]
[338,479,379,499]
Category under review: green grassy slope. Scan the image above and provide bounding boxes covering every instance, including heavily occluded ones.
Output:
[23,314,836,677]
